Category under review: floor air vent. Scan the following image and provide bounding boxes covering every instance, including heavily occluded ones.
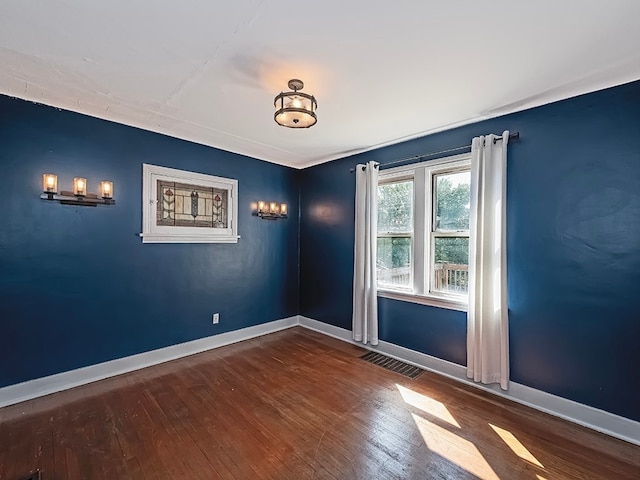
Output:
[18,472,41,480]
[360,351,423,379]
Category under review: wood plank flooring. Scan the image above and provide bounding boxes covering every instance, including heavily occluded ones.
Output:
[0,327,638,479]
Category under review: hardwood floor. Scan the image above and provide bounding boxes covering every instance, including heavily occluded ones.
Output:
[1,327,638,479]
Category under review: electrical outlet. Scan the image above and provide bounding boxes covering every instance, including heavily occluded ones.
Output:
[212,313,219,324]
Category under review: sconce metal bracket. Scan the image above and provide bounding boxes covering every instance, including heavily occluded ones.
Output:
[40,191,115,207]
[256,212,287,220]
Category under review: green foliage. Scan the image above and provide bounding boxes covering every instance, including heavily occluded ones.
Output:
[377,181,413,271]
[377,176,470,271]
[434,177,470,265]
[377,181,412,233]
[377,237,411,269]
[435,177,470,231]
[434,237,469,265]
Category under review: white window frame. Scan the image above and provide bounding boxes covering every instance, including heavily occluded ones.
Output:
[141,164,240,244]
[430,166,471,300]
[376,152,471,311]
[376,174,414,293]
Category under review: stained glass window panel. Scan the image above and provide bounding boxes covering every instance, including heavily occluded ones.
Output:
[156,180,228,228]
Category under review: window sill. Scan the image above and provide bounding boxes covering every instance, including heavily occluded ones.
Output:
[139,233,240,244]
[377,289,468,312]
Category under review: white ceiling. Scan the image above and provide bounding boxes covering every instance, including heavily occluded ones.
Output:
[1,1,639,169]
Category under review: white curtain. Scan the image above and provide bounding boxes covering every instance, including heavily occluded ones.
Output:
[353,161,379,345]
[467,130,510,390]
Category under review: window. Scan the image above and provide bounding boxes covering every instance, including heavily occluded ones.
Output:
[432,170,470,295]
[377,178,413,289]
[376,153,470,310]
[141,164,239,243]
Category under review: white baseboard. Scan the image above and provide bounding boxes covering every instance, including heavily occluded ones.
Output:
[0,316,299,409]
[3,313,639,447]
[298,316,640,447]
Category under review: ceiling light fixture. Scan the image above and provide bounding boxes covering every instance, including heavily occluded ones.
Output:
[274,79,317,128]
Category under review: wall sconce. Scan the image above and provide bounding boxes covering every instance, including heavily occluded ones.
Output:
[40,174,116,206]
[256,200,287,220]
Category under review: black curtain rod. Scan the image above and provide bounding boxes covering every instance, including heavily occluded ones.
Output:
[350,132,520,172]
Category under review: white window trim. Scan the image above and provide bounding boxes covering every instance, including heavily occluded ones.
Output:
[141,164,240,244]
[377,152,471,311]
[377,289,468,312]
[377,173,415,292]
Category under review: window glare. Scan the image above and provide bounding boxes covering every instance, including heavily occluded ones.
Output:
[377,237,411,288]
[378,181,413,233]
[433,237,469,294]
[435,171,470,231]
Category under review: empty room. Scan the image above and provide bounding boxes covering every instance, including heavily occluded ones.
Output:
[1,1,639,479]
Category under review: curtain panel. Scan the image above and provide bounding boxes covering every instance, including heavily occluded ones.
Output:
[467,131,510,390]
[353,161,379,345]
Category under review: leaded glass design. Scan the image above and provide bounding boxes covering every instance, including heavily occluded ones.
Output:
[157,180,228,228]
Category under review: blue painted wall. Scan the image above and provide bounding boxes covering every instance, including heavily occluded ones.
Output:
[2,80,639,423]
[0,95,299,388]
[299,80,640,422]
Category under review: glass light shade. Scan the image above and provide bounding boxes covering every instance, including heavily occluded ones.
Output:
[43,174,58,193]
[269,202,278,213]
[258,200,266,213]
[74,177,87,196]
[280,203,287,216]
[274,80,317,128]
[101,181,114,199]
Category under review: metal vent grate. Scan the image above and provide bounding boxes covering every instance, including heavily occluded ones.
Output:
[360,351,423,379]
[18,471,41,480]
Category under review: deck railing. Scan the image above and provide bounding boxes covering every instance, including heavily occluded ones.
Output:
[378,263,469,293]
[434,263,468,293]
[377,266,411,287]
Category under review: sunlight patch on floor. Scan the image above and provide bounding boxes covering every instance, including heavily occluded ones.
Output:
[396,384,460,428]
[489,423,544,468]
[411,413,500,480]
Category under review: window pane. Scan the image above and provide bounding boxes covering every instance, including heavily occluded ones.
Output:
[433,237,469,294]
[377,237,411,288]
[378,180,413,233]
[435,171,470,231]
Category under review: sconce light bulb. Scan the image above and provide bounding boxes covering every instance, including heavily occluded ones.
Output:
[43,174,58,194]
[74,177,87,196]
[101,181,114,199]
